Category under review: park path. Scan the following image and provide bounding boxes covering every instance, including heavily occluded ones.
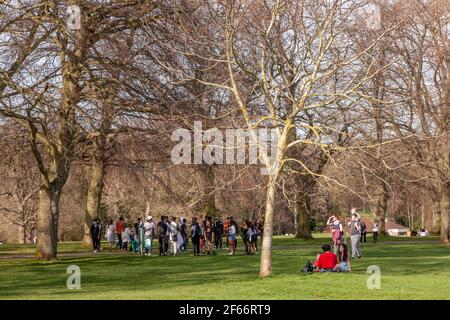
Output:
[0,240,440,261]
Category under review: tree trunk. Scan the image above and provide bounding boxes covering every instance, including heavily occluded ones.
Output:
[432,200,441,234]
[293,207,298,235]
[202,165,216,218]
[375,181,389,235]
[295,194,313,239]
[439,181,450,244]
[36,182,62,260]
[22,225,27,244]
[83,159,105,247]
[259,179,276,277]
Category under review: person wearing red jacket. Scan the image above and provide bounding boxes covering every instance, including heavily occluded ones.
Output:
[314,244,338,272]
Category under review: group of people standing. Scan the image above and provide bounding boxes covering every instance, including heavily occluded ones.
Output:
[325,208,379,261]
[90,214,263,257]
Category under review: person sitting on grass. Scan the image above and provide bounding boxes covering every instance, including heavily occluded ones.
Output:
[336,244,351,272]
[314,244,338,272]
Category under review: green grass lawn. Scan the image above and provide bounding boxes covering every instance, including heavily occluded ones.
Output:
[0,235,448,300]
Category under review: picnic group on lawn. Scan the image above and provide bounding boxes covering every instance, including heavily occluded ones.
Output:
[89,207,376,272]
[90,215,263,257]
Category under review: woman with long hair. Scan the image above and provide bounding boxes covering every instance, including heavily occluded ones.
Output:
[336,243,351,272]
[327,215,343,255]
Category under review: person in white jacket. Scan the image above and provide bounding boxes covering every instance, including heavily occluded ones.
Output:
[170,216,179,255]
[121,224,131,252]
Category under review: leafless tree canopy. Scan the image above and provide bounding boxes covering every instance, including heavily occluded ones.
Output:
[0,0,448,276]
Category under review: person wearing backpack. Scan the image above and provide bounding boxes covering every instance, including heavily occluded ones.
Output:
[157,216,168,256]
[191,217,201,256]
[359,220,367,244]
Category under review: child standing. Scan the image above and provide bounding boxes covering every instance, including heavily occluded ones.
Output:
[227,218,237,255]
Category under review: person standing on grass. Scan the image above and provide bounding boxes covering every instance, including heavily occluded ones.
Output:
[313,244,338,272]
[223,217,229,248]
[106,219,116,251]
[90,218,101,253]
[164,216,170,255]
[204,216,213,255]
[336,243,351,272]
[359,219,367,244]
[157,216,168,256]
[144,216,154,256]
[180,218,188,252]
[372,221,379,244]
[214,216,224,251]
[121,223,131,252]
[235,217,240,249]
[131,223,140,253]
[170,216,179,255]
[240,220,249,254]
[246,221,256,255]
[253,219,260,254]
[177,218,184,253]
[327,215,343,255]
[199,218,206,254]
[348,212,362,259]
[115,216,125,250]
[137,217,145,254]
[191,217,201,256]
[227,217,237,255]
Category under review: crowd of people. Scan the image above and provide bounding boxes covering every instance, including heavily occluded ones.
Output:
[91,207,379,273]
[90,215,264,257]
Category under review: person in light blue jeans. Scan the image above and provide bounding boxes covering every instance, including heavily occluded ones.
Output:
[336,243,351,272]
[144,216,154,256]
[348,210,362,259]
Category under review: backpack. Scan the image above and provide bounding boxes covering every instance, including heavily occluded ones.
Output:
[157,222,167,235]
[180,224,187,236]
[194,223,202,237]
[303,260,314,273]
